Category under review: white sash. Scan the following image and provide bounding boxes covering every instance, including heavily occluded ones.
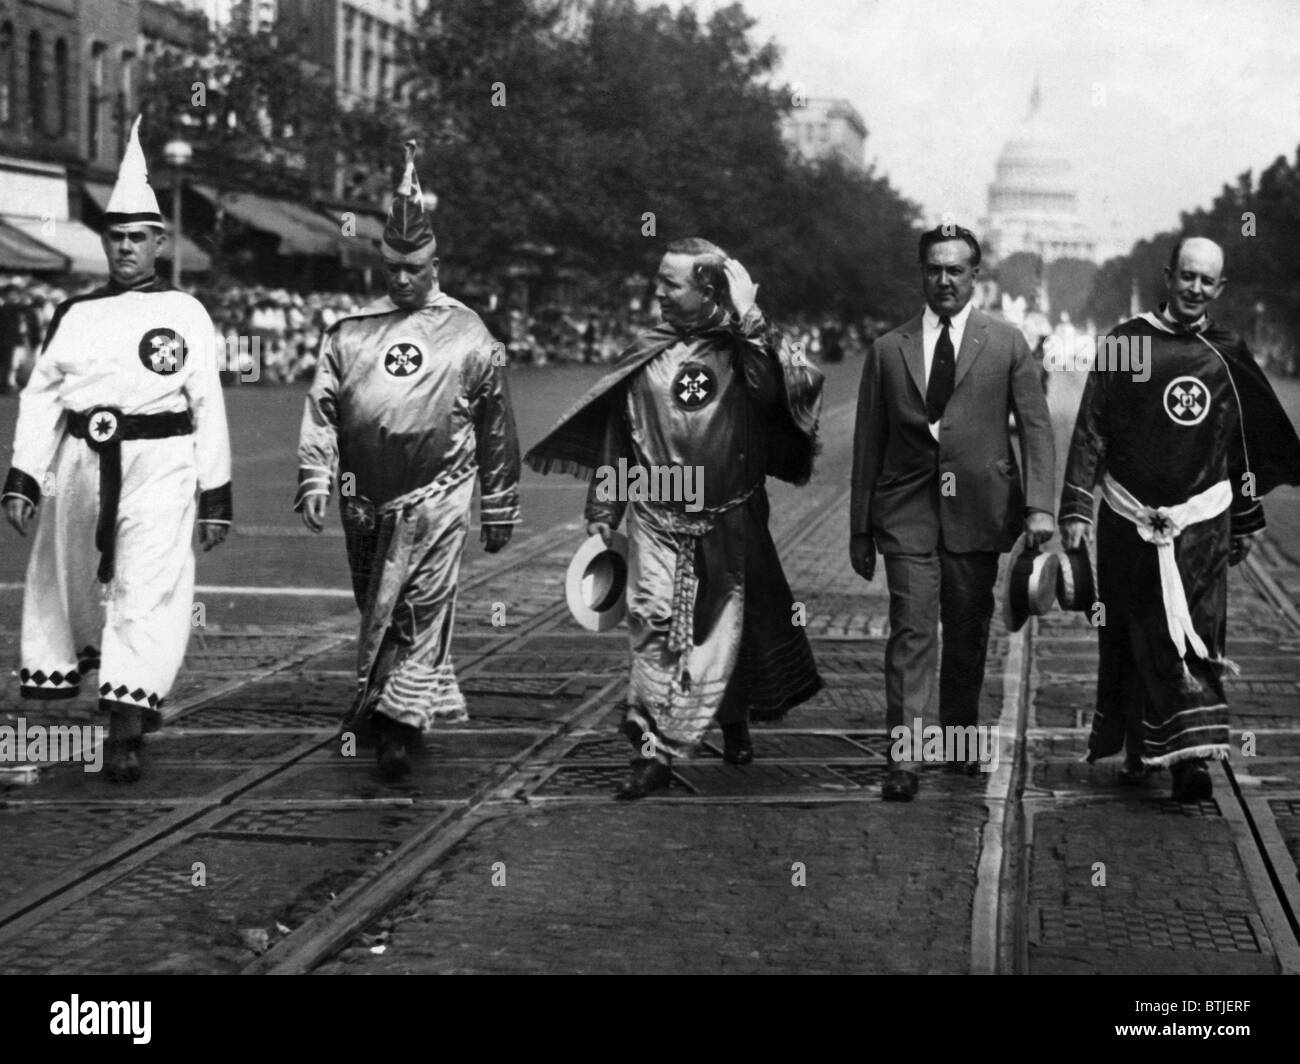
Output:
[1101,473,1232,660]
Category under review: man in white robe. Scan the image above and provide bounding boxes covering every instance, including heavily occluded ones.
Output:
[2,117,232,782]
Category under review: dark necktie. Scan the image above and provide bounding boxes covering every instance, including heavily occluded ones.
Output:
[926,315,955,423]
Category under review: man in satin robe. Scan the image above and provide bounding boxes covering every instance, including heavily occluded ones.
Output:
[527,238,823,799]
[1060,236,1300,801]
[296,143,520,781]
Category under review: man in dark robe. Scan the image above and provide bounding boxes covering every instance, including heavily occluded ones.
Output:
[1060,236,1300,801]
[526,238,823,799]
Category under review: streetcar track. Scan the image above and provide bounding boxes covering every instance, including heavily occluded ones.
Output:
[0,397,858,970]
[992,531,1300,974]
[252,480,853,973]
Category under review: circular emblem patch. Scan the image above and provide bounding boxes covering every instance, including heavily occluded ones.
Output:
[139,328,185,375]
[671,362,717,411]
[1163,375,1210,426]
[87,409,119,444]
[384,342,423,378]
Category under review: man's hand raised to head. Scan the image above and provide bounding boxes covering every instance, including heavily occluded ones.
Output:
[587,520,613,547]
[722,259,759,320]
[482,524,512,553]
[4,497,34,536]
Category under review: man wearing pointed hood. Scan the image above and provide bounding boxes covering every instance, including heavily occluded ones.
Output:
[296,142,520,781]
[526,238,824,799]
[1060,236,1300,800]
[2,117,232,782]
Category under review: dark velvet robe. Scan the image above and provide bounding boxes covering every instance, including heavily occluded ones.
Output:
[1060,310,1300,766]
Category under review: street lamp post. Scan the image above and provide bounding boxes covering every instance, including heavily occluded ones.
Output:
[163,138,192,288]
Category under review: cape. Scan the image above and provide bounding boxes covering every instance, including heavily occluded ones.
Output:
[1136,312,1300,498]
[525,314,822,486]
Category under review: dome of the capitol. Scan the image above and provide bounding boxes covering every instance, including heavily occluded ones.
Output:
[983,80,1100,263]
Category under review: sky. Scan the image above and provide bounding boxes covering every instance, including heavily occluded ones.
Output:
[689,0,1300,249]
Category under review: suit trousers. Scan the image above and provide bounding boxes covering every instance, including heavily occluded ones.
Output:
[882,548,1000,746]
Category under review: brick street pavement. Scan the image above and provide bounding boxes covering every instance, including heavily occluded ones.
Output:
[2,364,1300,974]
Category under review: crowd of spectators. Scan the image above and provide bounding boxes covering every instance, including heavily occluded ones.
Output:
[1,273,880,392]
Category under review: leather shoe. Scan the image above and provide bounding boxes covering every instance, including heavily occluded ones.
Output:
[105,738,141,784]
[375,717,420,782]
[615,758,672,800]
[1171,759,1212,802]
[722,721,753,765]
[1117,757,1152,785]
[881,766,918,802]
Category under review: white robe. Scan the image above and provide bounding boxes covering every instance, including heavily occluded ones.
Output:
[3,280,232,714]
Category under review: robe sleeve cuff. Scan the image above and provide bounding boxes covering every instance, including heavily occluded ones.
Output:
[198,482,233,523]
[3,468,41,507]
[1231,500,1266,537]
[480,488,520,525]
[735,305,767,339]
[584,500,624,527]
[294,467,333,511]
[1059,482,1094,524]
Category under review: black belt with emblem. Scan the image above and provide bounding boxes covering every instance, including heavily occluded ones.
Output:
[67,407,194,583]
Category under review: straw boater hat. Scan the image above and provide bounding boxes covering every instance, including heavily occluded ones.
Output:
[383,140,435,259]
[103,116,165,229]
[1056,543,1097,612]
[1002,533,1060,633]
[565,532,629,632]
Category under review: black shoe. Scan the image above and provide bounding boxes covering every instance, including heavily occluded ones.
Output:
[615,758,672,800]
[1118,757,1151,785]
[722,721,753,765]
[881,766,919,802]
[374,717,419,782]
[1171,759,1212,802]
[944,758,981,776]
[105,738,142,784]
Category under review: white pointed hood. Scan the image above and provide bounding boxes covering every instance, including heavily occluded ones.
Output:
[103,116,164,229]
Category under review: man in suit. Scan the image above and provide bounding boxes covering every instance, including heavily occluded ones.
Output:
[850,225,1055,801]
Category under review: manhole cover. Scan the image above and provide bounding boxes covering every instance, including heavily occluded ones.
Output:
[1034,906,1260,952]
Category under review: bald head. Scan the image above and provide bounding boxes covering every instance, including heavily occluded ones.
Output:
[1164,236,1226,325]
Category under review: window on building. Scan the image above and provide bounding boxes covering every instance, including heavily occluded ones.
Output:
[88,41,107,161]
[27,30,43,134]
[53,38,69,137]
[361,48,372,96]
[118,50,135,153]
[0,23,13,125]
[343,40,353,90]
[379,56,390,98]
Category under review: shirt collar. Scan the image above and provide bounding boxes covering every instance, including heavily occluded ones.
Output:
[1157,301,1208,335]
[670,302,730,339]
[923,301,973,332]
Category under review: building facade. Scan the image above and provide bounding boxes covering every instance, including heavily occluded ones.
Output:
[782,97,866,171]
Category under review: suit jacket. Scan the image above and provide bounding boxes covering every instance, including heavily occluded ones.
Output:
[851,307,1055,555]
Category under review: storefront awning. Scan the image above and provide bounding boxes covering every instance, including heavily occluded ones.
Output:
[2,217,109,275]
[195,185,345,258]
[322,208,384,270]
[83,181,213,274]
[0,218,69,272]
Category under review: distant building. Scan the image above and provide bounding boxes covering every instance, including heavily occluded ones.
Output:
[782,97,866,170]
[981,81,1131,270]
[278,0,416,106]
[276,0,420,199]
